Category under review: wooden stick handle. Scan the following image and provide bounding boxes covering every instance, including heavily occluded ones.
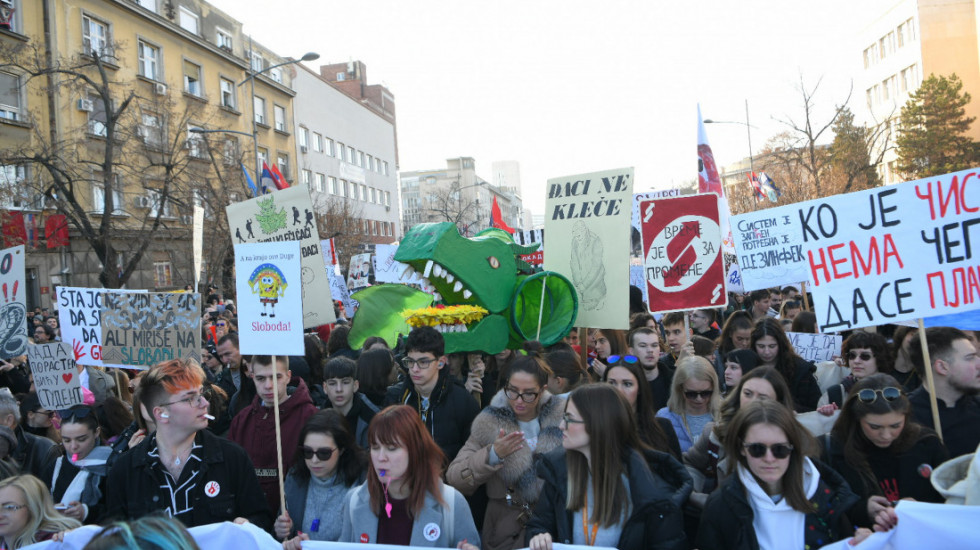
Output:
[271,354,287,514]
[916,319,944,442]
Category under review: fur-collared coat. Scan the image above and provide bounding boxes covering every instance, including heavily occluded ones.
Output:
[446,389,565,550]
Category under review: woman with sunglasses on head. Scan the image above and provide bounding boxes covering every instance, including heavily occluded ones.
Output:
[824,374,947,529]
[818,332,894,410]
[526,384,687,550]
[587,328,627,373]
[0,475,81,548]
[697,399,859,550]
[602,356,681,459]
[656,357,721,453]
[447,353,564,550]
[43,405,112,524]
[751,318,821,412]
[276,410,368,549]
[339,405,480,548]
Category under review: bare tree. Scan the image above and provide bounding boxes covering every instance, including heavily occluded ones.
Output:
[313,193,365,276]
[425,184,484,236]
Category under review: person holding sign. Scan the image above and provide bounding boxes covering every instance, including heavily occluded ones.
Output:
[751,319,821,412]
[105,359,272,530]
[526,384,687,550]
[338,405,480,548]
[44,406,111,523]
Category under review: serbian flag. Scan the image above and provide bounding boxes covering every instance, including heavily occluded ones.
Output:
[490,196,515,233]
[45,214,70,248]
[241,163,259,197]
[270,164,289,190]
[747,172,765,201]
[697,104,735,253]
[1,212,26,247]
[759,172,781,203]
[260,162,278,194]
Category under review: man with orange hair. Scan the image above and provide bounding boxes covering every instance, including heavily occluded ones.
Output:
[105,359,272,530]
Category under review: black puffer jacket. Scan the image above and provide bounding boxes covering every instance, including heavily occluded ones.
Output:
[696,459,858,550]
[525,447,689,550]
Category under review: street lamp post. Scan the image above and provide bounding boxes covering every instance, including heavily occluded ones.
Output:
[705,99,757,177]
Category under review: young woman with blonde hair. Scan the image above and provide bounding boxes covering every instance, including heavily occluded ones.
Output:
[656,357,721,453]
[0,475,80,548]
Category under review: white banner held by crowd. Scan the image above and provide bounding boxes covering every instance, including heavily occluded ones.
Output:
[57,286,145,368]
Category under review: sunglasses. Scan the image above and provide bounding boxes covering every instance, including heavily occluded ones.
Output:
[606,355,638,365]
[216,322,228,327]
[856,387,902,404]
[743,442,794,459]
[301,446,336,461]
[33,410,55,418]
[684,390,713,400]
[58,406,93,422]
[848,351,874,362]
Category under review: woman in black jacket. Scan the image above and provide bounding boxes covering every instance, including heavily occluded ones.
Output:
[825,374,947,529]
[526,384,689,550]
[751,318,821,412]
[697,400,859,550]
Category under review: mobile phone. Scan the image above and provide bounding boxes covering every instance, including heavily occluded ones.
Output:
[55,504,68,510]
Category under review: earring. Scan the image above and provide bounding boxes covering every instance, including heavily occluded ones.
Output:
[160,413,169,419]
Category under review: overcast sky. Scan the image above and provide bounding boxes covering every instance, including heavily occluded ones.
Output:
[207,0,881,219]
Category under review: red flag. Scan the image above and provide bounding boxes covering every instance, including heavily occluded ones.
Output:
[1,211,26,247]
[270,164,289,190]
[45,214,70,248]
[490,196,515,233]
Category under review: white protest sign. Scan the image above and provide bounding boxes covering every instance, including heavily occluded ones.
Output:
[786,332,842,362]
[27,342,84,410]
[226,186,336,327]
[347,253,372,290]
[374,244,420,284]
[57,287,146,368]
[631,189,682,234]
[100,292,201,368]
[726,262,744,293]
[545,167,633,329]
[0,245,26,360]
[322,239,358,315]
[730,203,809,291]
[234,242,304,355]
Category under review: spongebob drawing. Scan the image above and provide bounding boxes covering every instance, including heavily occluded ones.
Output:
[248,263,288,317]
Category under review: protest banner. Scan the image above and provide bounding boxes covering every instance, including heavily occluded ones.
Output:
[374,244,421,284]
[27,342,84,409]
[192,203,204,292]
[0,245,26,360]
[544,167,633,329]
[640,194,727,313]
[57,286,146,368]
[99,291,201,368]
[304,542,615,550]
[234,242,304,355]
[730,202,811,291]
[322,239,358,315]
[226,186,336,328]
[726,262,744,293]
[786,332,842,363]
[348,252,372,290]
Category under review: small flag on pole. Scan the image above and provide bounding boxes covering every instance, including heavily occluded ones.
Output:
[759,172,780,202]
[270,164,289,190]
[241,163,259,198]
[260,162,278,194]
[490,196,515,233]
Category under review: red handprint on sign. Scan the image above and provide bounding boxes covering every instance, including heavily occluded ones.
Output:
[73,340,87,362]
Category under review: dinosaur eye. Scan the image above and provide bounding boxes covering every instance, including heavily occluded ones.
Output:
[487,256,500,269]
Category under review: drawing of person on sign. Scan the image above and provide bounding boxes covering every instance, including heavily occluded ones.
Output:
[249,264,287,318]
[570,221,606,310]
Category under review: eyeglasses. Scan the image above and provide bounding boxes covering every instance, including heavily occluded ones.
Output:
[162,390,208,408]
[743,442,794,459]
[562,413,585,425]
[33,410,55,418]
[856,387,902,404]
[401,357,436,370]
[606,355,638,365]
[848,351,874,362]
[58,406,93,422]
[0,504,25,514]
[301,446,336,461]
[504,387,540,403]
[684,390,714,400]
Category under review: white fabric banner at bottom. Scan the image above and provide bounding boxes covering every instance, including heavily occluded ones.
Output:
[305,543,615,550]
[23,520,280,550]
[817,500,980,550]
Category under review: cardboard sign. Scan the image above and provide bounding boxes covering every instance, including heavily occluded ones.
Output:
[544,167,633,329]
[99,292,201,368]
[57,287,146,368]
[730,203,811,291]
[374,244,420,284]
[322,239,358,315]
[786,332,842,362]
[347,253,372,290]
[0,245,26,360]
[226,186,336,328]
[726,262,744,293]
[640,194,727,313]
[234,242,304,355]
[28,342,84,409]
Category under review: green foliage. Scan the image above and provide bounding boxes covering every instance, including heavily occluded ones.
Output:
[896,73,980,178]
[828,107,881,191]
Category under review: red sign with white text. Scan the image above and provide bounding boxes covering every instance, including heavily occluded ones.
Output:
[640,194,726,313]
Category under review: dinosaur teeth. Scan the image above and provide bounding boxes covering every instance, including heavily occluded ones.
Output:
[400,265,415,280]
[463,289,472,299]
[433,264,444,278]
[422,260,433,279]
[453,281,463,293]
[432,292,442,302]
[445,273,455,283]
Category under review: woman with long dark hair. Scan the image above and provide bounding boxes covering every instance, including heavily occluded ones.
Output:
[276,410,368,547]
[526,384,688,550]
[339,405,480,548]
[602,357,681,458]
[825,374,947,529]
[751,318,821,412]
[44,405,111,524]
[697,400,858,550]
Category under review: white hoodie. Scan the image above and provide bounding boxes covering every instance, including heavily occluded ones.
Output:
[737,456,820,550]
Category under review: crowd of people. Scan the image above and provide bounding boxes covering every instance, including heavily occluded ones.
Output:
[0,284,977,549]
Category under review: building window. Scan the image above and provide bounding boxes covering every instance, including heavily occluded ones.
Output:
[257,147,269,168]
[87,94,107,136]
[138,40,160,80]
[336,72,345,81]
[366,154,373,170]
[0,72,22,121]
[178,7,199,35]
[349,183,358,201]
[298,127,308,148]
[384,191,390,206]
[219,77,236,109]
[183,60,202,96]
[382,161,389,176]
[313,133,322,152]
[325,138,334,156]
[138,112,164,147]
[329,176,337,194]
[222,138,239,166]
[1,165,31,209]
[216,28,233,50]
[301,169,311,189]
[153,262,172,288]
[186,125,206,159]
[315,173,325,192]
[358,150,365,167]
[347,146,355,163]
[371,188,377,203]
[340,180,348,198]
[269,68,282,84]
[336,142,344,161]
[277,154,289,180]
[273,104,286,131]
[92,173,124,215]
[360,185,368,201]
[147,189,173,218]
[82,14,111,58]
[253,96,266,125]
[135,0,156,11]
[250,52,264,72]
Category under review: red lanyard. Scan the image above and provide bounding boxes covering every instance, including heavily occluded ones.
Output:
[581,504,598,546]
